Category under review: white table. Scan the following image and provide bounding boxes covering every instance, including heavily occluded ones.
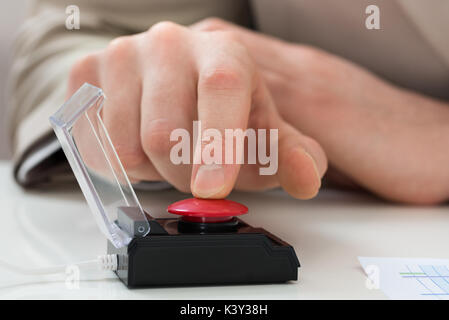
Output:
[0,161,448,299]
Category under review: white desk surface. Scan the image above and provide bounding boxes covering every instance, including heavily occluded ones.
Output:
[0,161,448,299]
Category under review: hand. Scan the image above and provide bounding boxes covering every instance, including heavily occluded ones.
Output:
[193,18,449,204]
[67,22,328,200]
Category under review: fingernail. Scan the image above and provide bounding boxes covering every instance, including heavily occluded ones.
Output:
[193,164,225,198]
[301,149,322,187]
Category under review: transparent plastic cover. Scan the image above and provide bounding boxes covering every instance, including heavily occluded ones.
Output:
[50,83,150,248]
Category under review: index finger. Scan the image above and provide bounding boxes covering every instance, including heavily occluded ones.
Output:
[191,33,256,198]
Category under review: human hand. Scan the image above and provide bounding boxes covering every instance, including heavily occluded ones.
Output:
[193,18,449,204]
[67,22,327,200]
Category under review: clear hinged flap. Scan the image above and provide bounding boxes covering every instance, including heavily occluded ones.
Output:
[50,83,150,248]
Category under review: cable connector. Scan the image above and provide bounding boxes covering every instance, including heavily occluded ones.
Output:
[97,254,118,271]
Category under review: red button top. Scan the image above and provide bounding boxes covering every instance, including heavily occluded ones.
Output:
[167,198,248,223]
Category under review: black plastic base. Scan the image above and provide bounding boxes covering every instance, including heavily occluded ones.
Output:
[107,217,300,288]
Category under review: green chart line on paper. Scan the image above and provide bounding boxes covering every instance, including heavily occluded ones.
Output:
[399,272,426,275]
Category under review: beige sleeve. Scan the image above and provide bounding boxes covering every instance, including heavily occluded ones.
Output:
[7,0,252,165]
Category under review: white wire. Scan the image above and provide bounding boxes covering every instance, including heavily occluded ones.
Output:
[0,254,118,276]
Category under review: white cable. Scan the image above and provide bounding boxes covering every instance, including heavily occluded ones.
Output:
[0,254,118,276]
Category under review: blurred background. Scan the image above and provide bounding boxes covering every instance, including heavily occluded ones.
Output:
[0,0,29,160]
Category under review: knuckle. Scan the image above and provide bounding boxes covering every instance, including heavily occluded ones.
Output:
[215,30,237,43]
[68,53,98,86]
[146,21,183,45]
[141,120,173,158]
[297,45,328,65]
[200,65,247,91]
[105,36,135,63]
[196,17,227,31]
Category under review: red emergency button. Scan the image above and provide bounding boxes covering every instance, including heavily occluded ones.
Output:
[167,198,248,223]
